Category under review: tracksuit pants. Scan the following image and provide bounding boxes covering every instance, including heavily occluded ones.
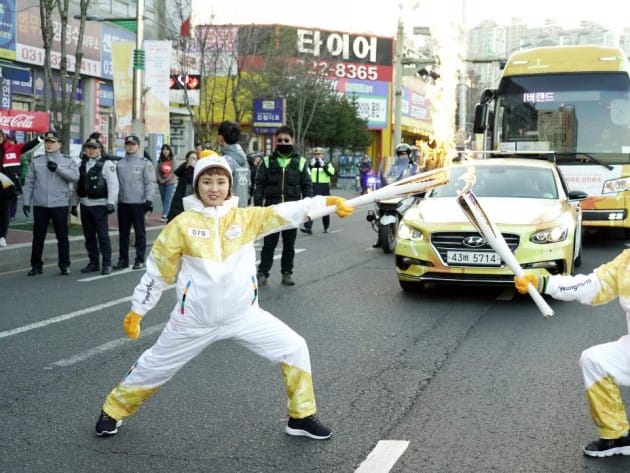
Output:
[102,307,317,421]
[580,335,630,439]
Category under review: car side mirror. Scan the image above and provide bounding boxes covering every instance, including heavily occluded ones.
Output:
[568,190,588,200]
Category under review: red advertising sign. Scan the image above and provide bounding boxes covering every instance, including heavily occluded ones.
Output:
[0,109,50,131]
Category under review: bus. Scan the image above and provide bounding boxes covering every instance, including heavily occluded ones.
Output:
[472,45,630,234]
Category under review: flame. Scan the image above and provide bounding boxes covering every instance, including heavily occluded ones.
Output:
[415,9,467,172]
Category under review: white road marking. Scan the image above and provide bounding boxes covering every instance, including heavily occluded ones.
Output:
[78,267,134,282]
[0,296,132,340]
[355,440,410,473]
[46,323,166,368]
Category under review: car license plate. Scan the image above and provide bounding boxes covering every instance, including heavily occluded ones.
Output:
[446,250,502,266]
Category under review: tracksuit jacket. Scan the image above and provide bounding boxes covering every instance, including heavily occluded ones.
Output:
[102,194,329,421]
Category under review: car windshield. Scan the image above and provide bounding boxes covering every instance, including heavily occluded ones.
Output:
[430,165,559,199]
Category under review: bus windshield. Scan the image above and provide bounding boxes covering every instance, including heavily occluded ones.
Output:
[495,72,630,162]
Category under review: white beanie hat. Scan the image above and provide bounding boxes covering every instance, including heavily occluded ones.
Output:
[193,154,233,189]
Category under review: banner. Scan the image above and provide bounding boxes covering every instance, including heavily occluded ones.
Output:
[144,40,172,134]
[0,109,49,131]
[111,42,134,135]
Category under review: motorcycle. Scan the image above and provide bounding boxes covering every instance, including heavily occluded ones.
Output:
[366,194,419,254]
[365,154,422,254]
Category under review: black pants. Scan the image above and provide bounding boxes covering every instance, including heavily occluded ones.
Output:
[258,228,297,276]
[303,214,330,231]
[117,203,146,264]
[0,198,10,239]
[31,206,69,270]
[80,204,112,267]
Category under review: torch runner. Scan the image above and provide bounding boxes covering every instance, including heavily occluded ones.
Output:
[307,167,449,220]
[456,190,555,318]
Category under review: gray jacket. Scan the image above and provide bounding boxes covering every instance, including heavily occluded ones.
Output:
[222,143,250,208]
[23,151,80,208]
[116,153,156,204]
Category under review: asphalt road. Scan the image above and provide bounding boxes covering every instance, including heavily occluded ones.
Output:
[1,211,630,472]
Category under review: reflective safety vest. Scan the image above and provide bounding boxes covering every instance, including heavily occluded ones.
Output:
[309,162,334,184]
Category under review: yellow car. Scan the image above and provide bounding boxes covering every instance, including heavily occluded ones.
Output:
[395,158,587,291]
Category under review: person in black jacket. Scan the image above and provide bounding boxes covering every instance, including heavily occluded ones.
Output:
[166,149,201,222]
[254,126,313,286]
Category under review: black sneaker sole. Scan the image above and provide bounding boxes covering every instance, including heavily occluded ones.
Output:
[583,445,630,457]
[95,420,123,437]
[285,426,332,440]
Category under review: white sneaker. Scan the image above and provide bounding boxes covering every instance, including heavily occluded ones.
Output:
[0,237,6,247]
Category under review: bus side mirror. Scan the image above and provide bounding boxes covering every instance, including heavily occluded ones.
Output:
[473,103,485,134]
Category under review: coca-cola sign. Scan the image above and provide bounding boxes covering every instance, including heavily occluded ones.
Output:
[0,110,50,132]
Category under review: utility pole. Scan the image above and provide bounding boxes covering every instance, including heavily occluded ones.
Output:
[392,17,404,155]
[132,0,146,152]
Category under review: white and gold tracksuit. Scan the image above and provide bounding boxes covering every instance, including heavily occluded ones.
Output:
[102,194,328,421]
[544,250,630,439]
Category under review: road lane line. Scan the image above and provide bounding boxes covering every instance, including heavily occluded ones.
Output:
[0,296,132,340]
[46,323,166,368]
[355,440,410,473]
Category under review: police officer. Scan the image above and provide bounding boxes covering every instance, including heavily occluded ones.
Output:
[113,135,156,271]
[77,137,119,275]
[22,130,80,276]
[301,147,335,234]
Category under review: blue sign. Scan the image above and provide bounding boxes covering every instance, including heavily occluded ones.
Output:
[34,70,82,100]
[0,0,16,59]
[252,98,285,129]
[99,82,114,107]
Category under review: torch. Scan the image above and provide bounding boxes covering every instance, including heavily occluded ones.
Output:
[307,167,449,220]
[456,190,554,318]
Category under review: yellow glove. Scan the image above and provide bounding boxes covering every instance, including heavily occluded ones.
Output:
[514,273,547,294]
[123,311,143,339]
[325,196,354,218]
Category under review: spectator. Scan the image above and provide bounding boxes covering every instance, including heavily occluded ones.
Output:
[77,137,119,275]
[218,120,250,208]
[0,130,42,219]
[247,152,263,204]
[94,154,353,440]
[254,126,312,286]
[0,170,17,247]
[166,149,205,222]
[156,144,179,222]
[22,130,80,276]
[301,147,334,234]
[113,135,156,271]
[359,156,372,194]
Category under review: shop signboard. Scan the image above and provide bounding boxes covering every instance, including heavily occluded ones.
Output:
[0,109,49,131]
[0,0,16,60]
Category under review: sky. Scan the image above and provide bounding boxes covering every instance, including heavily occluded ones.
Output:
[190,0,628,37]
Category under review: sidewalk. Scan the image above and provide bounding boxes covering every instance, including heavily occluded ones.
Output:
[0,188,361,272]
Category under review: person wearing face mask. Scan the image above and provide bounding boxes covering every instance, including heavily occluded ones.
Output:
[254,126,313,286]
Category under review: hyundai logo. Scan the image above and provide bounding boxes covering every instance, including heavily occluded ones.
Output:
[463,235,486,248]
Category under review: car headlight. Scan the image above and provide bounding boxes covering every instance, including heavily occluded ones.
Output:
[530,225,568,244]
[398,221,423,241]
[602,177,630,194]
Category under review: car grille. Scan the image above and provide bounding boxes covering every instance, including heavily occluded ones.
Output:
[430,231,520,265]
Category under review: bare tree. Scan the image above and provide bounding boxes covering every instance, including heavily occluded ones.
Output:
[39,0,90,154]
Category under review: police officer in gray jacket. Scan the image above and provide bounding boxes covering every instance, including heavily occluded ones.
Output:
[22,130,80,276]
[113,135,156,271]
[78,138,119,275]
